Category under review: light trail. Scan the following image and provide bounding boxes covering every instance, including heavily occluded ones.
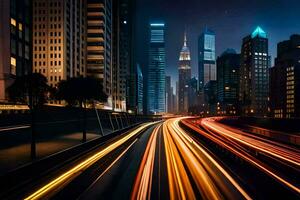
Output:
[24,122,156,200]
[164,118,251,200]
[78,138,139,199]
[131,124,162,200]
[201,118,300,167]
[163,122,196,200]
[0,125,30,132]
[182,118,300,195]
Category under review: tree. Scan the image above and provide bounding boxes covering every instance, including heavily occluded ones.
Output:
[56,77,108,142]
[7,73,51,159]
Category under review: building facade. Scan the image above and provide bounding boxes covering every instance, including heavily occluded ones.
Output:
[239,26,270,116]
[0,0,32,101]
[86,0,112,107]
[217,49,240,115]
[165,75,173,113]
[178,32,191,114]
[112,0,135,112]
[147,22,166,114]
[136,64,143,114]
[270,35,300,118]
[33,0,86,88]
[198,28,216,91]
[204,80,218,115]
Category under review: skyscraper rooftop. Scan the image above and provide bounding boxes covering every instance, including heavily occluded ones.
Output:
[251,26,267,38]
[179,32,191,61]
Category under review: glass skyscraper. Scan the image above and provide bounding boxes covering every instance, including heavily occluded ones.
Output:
[137,64,143,114]
[198,28,216,90]
[147,22,166,114]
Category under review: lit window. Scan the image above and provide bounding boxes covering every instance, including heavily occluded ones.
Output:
[10,57,16,75]
[18,23,23,31]
[11,18,16,26]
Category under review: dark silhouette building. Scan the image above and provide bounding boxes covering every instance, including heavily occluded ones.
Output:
[204,80,218,115]
[217,49,240,115]
[165,75,173,113]
[112,0,136,112]
[0,0,32,101]
[270,35,300,118]
[239,26,270,117]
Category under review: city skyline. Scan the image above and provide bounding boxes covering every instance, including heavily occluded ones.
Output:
[1,1,300,199]
[136,0,300,89]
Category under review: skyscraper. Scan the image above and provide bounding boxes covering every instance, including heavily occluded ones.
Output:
[0,0,32,101]
[112,0,136,112]
[33,0,86,88]
[86,0,112,106]
[136,64,143,114]
[198,28,216,90]
[239,26,270,116]
[217,49,240,115]
[204,80,218,115]
[178,32,191,113]
[270,35,300,118]
[165,75,173,113]
[147,22,166,114]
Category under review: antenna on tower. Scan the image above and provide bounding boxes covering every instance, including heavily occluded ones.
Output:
[184,27,187,47]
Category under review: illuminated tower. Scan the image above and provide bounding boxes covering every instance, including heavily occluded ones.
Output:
[239,26,270,116]
[178,32,191,113]
[147,22,166,114]
[198,28,216,90]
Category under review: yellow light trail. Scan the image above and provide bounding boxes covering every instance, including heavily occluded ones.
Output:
[163,122,196,200]
[164,118,251,200]
[24,122,156,200]
[171,119,252,200]
[131,124,162,200]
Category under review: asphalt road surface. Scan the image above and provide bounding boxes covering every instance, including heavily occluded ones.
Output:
[13,118,299,200]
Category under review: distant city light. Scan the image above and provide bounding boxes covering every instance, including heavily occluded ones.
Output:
[123,20,127,24]
[150,23,165,27]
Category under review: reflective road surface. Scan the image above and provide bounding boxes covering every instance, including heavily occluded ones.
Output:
[15,117,300,200]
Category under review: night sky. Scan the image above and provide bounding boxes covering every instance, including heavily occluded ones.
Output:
[136,0,300,91]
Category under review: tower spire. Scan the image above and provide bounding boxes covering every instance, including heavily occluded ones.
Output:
[184,31,187,47]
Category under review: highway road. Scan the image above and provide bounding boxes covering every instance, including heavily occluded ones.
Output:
[8,117,299,199]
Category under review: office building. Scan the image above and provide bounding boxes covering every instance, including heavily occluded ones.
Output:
[217,49,240,115]
[112,0,136,112]
[33,0,86,88]
[270,35,300,118]
[198,27,216,90]
[136,64,143,114]
[86,0,112,106]
[165,75,173,113]
[189,77,199,108]
[239,26,270,116]
[147,22,166,114]
[204,80,218,115]
[0,0,32,101]
[178,32,191,113]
